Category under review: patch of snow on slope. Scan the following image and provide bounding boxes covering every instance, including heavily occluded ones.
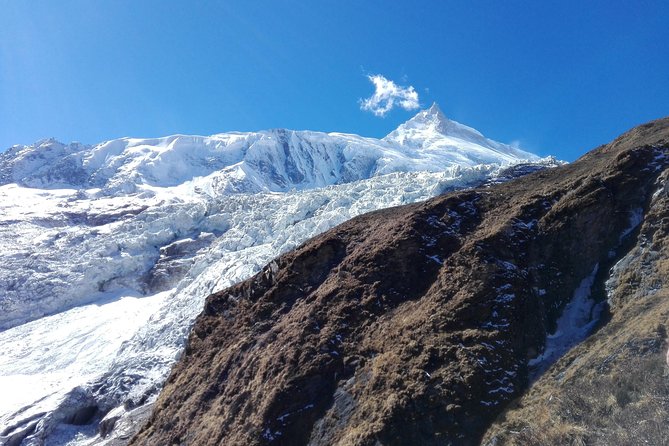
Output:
[528,264,603,378]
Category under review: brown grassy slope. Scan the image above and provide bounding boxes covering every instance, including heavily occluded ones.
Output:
[132,118,669,446]
[482,153,669,444]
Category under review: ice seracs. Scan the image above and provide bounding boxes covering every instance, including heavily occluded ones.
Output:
[0,105,553,445]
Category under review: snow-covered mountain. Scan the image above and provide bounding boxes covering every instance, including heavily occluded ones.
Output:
[0,103,536,196]
[0,105,551,445]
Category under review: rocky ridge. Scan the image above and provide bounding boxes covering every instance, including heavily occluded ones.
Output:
[131,118,669,445]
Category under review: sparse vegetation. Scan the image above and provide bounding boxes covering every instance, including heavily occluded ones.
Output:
[487,352,669,446]
[485,160,669,446]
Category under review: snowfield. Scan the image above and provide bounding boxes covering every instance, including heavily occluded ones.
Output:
[0,105,551,445]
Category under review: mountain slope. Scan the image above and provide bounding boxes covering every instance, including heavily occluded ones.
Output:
[482,127,669,445]
[131,118,668,445]
[0,107,550,445]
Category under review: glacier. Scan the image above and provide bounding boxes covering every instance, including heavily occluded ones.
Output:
[0,104,553,445]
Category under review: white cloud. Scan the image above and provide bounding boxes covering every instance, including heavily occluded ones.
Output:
[359,74,420,117]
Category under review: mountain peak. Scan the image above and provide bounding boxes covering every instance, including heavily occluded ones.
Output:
[384,103,486,145]
[426,101,446,118]
[406,102,450,129]
[386,103,486,143]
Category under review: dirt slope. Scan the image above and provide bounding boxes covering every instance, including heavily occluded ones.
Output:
[131,118,669,446]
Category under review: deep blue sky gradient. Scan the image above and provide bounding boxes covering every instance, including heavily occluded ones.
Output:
[1,0,668,160]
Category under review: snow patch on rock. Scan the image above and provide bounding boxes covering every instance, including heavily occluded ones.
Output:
[528,264,603,378]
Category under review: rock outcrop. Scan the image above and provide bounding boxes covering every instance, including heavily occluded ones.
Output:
[131,118,669,445]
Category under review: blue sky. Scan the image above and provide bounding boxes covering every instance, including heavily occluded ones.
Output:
[1,0,668,161]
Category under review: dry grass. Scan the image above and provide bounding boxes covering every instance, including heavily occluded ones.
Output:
[492,354,669,446]
[484,285,669,446]
[485,166,669,446]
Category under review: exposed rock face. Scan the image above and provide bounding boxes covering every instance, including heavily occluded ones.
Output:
[131,119,669,445]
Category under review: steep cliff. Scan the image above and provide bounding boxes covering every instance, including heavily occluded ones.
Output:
[131,118,669,445]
